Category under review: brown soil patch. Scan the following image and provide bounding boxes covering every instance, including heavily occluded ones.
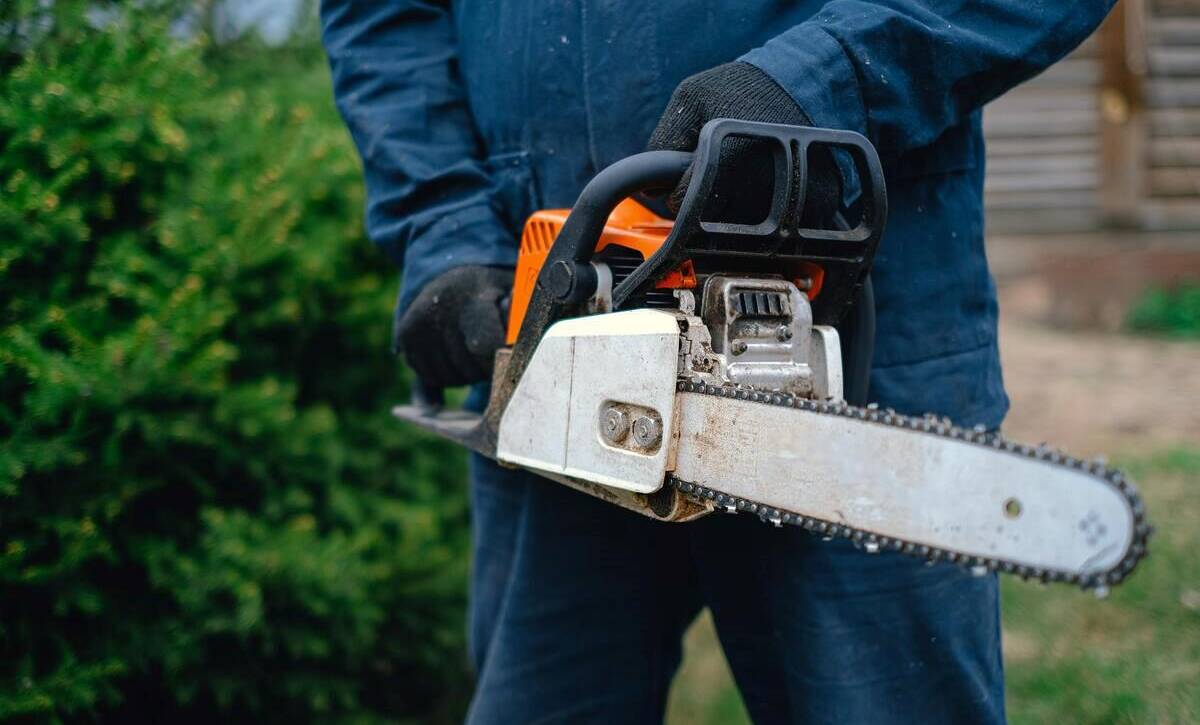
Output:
[990,234,1200,457]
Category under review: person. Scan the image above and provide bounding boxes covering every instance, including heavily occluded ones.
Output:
[321,2,1116,722]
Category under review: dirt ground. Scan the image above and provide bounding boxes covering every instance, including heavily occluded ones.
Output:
[990,234,1200,457]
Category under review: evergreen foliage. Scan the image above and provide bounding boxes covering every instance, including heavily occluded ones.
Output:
[1,4,471,721]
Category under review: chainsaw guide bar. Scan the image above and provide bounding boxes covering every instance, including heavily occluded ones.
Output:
[667,379,1151,594]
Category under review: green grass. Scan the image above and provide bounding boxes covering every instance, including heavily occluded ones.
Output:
[1127,284,1200,339]
[666,610,751,725]
[1003,449,1200,724]
[667,448,1200,724]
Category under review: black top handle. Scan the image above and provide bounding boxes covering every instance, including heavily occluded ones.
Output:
[613,119,887,326]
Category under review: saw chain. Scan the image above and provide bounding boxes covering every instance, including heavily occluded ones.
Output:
[668,378,1153,595]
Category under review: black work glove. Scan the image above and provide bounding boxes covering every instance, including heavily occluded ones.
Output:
[395,265,512,389]
[648,61,842,226]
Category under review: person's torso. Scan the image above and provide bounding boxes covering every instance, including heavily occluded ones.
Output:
[451,0,1007,426]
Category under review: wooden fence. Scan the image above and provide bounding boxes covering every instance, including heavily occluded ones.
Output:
[984,0,1200,233]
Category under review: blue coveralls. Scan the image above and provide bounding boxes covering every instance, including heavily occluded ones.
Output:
[321,2,1115,722]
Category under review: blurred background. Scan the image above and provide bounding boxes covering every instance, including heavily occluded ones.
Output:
[1,1,1196,723]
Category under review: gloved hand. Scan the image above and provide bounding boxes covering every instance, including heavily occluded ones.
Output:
[395,265,512,389]
[648,61,841,226]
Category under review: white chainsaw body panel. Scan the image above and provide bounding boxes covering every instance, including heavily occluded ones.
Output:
[809,326,843,401]
[497,309,681,493]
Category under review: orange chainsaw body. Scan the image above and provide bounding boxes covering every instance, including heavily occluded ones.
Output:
[505,199,695,344]
[505,198,825,344]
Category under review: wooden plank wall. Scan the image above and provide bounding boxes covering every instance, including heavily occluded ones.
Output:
[1143,0,1200,228]
[984,39,1102,233]
[983,0,1200,234]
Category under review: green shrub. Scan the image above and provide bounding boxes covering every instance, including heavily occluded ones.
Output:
[1126,284,1200,339]
[1,5,470,722]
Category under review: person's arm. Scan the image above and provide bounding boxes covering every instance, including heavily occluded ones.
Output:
[320,0,515,312]
[740,0,1116,158]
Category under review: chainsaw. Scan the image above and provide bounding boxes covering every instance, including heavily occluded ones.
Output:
[395,119,1151,594]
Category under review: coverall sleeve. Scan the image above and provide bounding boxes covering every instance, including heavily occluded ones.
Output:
[320,0,517,311]
[740,1,1116,158]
